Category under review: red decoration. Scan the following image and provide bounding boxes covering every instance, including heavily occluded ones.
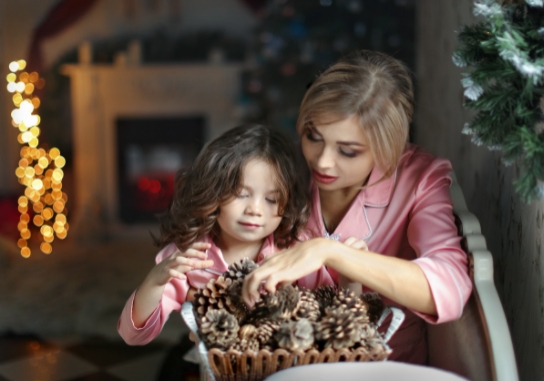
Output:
[26,0,99,73]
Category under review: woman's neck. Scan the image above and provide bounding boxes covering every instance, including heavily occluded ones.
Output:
[215,235,265,265]
[319,186,362,233]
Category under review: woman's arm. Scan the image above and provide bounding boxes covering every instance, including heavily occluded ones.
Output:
[242,238,437,315]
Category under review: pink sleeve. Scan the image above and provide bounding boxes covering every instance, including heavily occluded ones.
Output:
[409,159,472,324]
[117,244,191,345]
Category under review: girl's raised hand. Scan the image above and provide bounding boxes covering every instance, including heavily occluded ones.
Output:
[147,242,214,286]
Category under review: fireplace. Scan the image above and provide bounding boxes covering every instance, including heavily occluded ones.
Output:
[62,43,244,239]
[117,116,204,223]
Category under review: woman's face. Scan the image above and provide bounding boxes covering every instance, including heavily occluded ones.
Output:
[301,114,375,193]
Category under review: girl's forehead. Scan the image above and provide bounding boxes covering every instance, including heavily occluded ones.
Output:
[241,158,281,185]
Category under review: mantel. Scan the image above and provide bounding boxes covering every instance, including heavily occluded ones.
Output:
[62,61,245,240]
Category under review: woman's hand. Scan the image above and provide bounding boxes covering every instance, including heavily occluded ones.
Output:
[242,238,332,307]
[146,242,214,287]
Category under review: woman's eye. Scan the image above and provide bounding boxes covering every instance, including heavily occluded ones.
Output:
[237,193,249,198]
[339,148,358,158]
[265,198,278,204]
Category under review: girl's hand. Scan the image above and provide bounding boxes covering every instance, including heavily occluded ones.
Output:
[146,242,214,287]
[242,238,331,307]
[133,243,213,328]
[343,236,368,251]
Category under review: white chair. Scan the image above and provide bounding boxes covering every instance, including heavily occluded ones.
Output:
[426,172,519,381]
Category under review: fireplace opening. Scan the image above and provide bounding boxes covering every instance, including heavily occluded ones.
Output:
[117,117,205,223]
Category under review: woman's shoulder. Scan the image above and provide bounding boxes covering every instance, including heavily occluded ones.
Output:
[400,144,452,176]
[397,144,453,192]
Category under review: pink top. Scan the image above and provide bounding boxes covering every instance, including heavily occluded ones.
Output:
[118,234,333,345]
[306,144,472,364]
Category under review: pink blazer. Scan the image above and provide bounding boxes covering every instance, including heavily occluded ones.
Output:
[306,144,472,364]
[118,234,333,345]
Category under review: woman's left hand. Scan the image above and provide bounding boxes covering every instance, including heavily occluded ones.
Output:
[242,238,332,307]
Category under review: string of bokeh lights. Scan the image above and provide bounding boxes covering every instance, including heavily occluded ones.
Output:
[6,59,69,257]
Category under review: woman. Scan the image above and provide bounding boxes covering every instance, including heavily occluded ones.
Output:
[241,50,472,364]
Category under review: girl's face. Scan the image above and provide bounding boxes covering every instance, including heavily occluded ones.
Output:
[301,114,375,193]
[216,158,283,247]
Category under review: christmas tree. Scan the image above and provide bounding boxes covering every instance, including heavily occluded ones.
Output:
[453,0,544,202]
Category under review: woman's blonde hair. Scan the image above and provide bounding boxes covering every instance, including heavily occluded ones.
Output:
[297,50,414,178]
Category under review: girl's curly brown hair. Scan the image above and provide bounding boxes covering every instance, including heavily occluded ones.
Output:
[153,124,309,251]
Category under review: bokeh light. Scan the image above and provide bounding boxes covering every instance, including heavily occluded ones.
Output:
[7,62,69,257]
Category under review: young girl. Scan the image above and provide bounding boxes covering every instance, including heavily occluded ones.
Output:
[118,124,332,345]
[242,50,473,364]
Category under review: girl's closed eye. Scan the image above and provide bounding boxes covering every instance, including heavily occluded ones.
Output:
[237,191,250,198]
[305,128,322,142]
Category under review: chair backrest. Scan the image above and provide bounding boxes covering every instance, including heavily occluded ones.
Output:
[426,173,518,381]
[427,256,494,380]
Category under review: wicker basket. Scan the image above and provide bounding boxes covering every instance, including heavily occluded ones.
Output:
[181,302,404,381]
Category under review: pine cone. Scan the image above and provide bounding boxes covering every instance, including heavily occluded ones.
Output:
[224,279,249,322]
[360,292,385,324]
[231,337,260,353]
[358,324,391,359]
[249,285,300,322]
[255,319,280,347]
[315,307,361,349]
[333,288,369,324]
[224,258,258,282]
[313,285,337,314]
[199,310,239,350]
[293,288,321,322]
[275,319,314,351]
[232,324,260,352]
[193,276,233,320]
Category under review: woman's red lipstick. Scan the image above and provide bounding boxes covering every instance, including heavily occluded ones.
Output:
[313,170,338,184]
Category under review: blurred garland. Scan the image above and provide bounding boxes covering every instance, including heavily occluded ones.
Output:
[453,0,544,202]
[239,0,415,137]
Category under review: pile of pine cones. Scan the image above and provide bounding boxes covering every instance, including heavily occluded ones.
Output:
[193,259,391,357]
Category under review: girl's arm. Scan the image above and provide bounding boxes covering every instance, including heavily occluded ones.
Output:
[133,242,214,327]
[242,238,437,315]
[118,242,214,345]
